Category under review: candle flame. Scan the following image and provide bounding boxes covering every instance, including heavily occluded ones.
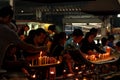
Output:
[50,71,55,74]
[32,74,36,78]
[57,60,60,64]
[40,51,42,56]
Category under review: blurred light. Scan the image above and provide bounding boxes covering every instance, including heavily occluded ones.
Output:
[21,10,24,13]
[75,66,79,70]
[117,14,120,17]
[75,78,79,80]
[50,71,55,74]
[32,74,36,78]
[63,69,66,73]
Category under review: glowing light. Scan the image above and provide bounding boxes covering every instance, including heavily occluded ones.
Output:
[50,71,55,74]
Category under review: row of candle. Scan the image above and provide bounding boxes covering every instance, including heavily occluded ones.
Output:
[30,51,61,66]
[85,46,111,61]
[38,56,58,65]
[39,51,60,65]
[86,52,110,61]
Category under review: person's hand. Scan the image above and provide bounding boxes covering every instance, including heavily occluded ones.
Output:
[38,46,48,51]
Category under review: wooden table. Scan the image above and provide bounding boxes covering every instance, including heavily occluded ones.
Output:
[29,63,60,80]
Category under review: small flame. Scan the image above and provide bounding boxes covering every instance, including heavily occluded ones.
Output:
[50,71,55,74]
[32,74,36,78]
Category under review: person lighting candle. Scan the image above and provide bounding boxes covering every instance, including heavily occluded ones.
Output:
[80,28,105,56]
[64,29,84,74]
[0,5,47,79]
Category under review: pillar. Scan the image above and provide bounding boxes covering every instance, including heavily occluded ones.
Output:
[9,0,15,19]
[36,8,42,20]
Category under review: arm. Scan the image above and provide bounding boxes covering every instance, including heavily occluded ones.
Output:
[18,41,47,53]
[3,26,47,54]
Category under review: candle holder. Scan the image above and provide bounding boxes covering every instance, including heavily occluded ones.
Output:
[31,74,36,79]
[49,71,55,80]
[63,69,67,78]
[74,66,79,75]
[49,67,56,80]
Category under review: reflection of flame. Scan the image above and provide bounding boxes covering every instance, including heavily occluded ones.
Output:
[75,78,79,80]
[57,60,60,64]
[75,67,79,70]
[63,69,66,73]
[85,55,88,59]
[78,71,82,74]
[83,77,87,80]
[29,64,31,66]
[32,74,36,78]
[50,71,55,74]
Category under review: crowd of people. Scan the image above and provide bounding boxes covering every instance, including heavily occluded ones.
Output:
[1,5,120,79]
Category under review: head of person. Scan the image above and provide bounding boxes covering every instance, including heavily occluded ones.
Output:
[101,37,108,46]
[19,34,26,41]
[53,32,66,45]
[48,24,56,34]
[58,32,66,45]
[34,28,47,45]
[84,32,96,43]
[72,29,84,43]
[28,29,36,38]
[90,28,98,37]
[24,24,29,31]
[24,29,36,43]
[0,5,13,24]
[108,35,115,42]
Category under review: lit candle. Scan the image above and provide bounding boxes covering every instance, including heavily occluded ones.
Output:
[31,59,34,66]
[38,57,42,65]
[106,46,111,53]
[98,54,102,59]
[29,63,32,66]
[90,55,96,61]
[85,55,88,59]
[83,77,87,80]
[50,67,56,74]
[75,78,79,80]
[38,51,43,65]
[49,67,56,80]
[75,67,79,70]
[78,71,82,74]
[44,56,47,64]
[47,57,49,64]
[31,74,36,79]
[63,69,66,73]
[40,51,42,57]
[102,54,105,59]
[50,71,55,75]
[57,60,60,64]
[107,52,110,57]
[63,69,67,78]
